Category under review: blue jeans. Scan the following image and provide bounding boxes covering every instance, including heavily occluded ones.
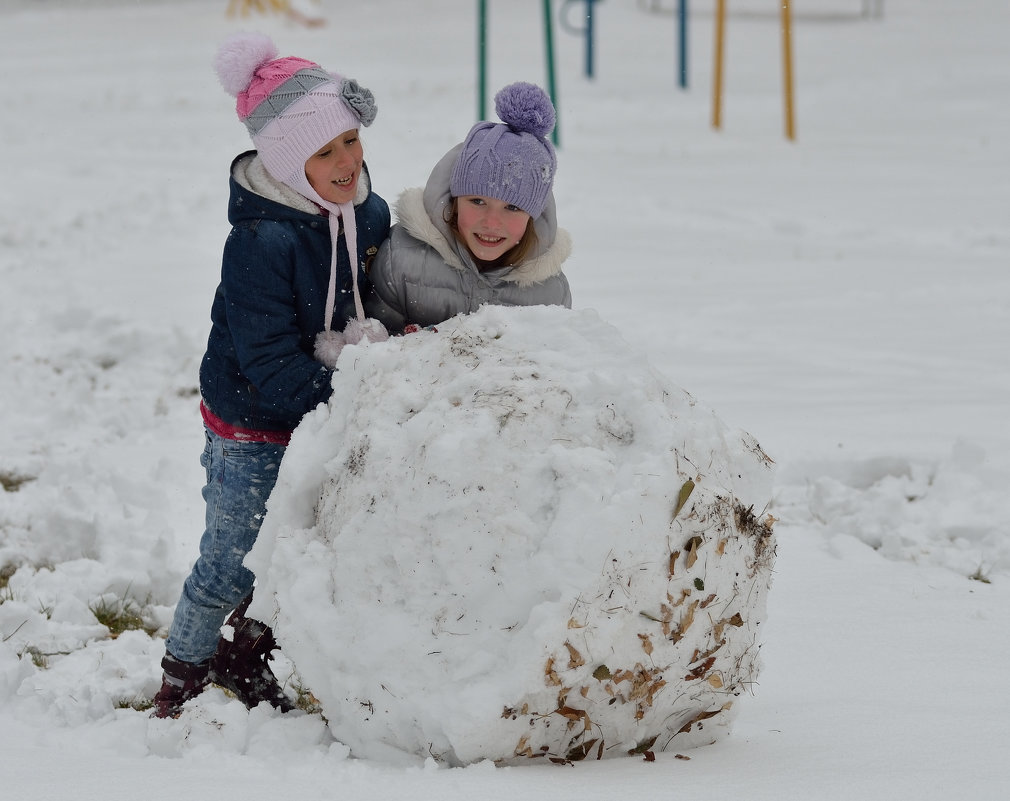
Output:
[165,428,285,664]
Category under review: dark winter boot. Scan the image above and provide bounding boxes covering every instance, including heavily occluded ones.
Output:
[208,596,295,713]
[152,654,210,718]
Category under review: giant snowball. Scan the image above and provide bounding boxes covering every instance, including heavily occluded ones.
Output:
[247,305,776,766]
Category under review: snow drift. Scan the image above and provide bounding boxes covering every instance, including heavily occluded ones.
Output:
[247,305,776,765]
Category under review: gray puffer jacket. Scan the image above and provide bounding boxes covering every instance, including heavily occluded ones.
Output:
[366,143,572,331]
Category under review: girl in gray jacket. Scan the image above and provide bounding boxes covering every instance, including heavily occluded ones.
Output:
[367,82,572,331]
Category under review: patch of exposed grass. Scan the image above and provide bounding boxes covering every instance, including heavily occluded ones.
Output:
[89,594,160,638]
[291,678,324,715]
[969,564,992,585]
[0,471,35,492]
[20,645,48,669]
[0,564,16,603]
[116,695,154,712]
[1,562,55,606]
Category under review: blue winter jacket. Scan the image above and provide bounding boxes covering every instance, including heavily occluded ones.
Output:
[200,151,390,433]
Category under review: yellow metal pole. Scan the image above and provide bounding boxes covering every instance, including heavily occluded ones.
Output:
[712,0,726,130]
[781,0,796,140]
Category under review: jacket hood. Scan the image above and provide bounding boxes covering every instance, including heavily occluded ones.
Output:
[398,143,571,287]
[228,150,372,225]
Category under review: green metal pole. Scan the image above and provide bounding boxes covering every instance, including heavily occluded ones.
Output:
[677,0,688,88]
[542,0,559,145]
[478,0,488,121]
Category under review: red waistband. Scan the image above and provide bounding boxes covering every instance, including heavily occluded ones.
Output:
[200,401,291,446]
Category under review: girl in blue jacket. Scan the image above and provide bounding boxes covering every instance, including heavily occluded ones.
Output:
[153,34,390,718]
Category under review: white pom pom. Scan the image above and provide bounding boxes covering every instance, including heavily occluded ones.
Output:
[343,318,390,346]
[314,329,346,369]
[215,33,278,97]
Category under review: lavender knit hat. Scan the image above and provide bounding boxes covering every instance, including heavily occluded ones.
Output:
[213,32,376,196]
[450,82,557,219]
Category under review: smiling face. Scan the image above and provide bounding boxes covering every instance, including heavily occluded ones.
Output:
[455,195,532,264]
[304,129,363,204]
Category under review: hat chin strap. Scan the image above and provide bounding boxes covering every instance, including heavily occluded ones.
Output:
[277,168,389,370]
[324,202,362,332]
[313,195,388,370]
[295,173,388,371]
[283,169,362,332]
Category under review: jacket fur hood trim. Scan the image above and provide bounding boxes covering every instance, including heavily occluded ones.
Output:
[394,187,572,288]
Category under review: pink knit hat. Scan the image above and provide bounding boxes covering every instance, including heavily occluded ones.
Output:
[214,32,376,197]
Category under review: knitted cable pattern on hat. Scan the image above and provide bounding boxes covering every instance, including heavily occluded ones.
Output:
[450,82,557,219]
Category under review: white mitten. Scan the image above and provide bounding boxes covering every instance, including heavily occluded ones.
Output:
[343,317,390,345]
[313,329,347,369]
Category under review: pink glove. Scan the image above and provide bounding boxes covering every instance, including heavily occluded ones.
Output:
[403,324,438,335]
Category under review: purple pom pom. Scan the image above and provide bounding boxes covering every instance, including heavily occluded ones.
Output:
[494,82,556,139]
[215,33,278,97]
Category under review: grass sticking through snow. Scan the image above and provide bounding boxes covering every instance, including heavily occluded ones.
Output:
[89,595,160,638]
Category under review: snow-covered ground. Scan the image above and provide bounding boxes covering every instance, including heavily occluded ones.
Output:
[1,0,1008,798]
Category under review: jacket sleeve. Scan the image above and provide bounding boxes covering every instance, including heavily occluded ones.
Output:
[559,272,573,309]
[365,235,409,333]
[220,222,334,418]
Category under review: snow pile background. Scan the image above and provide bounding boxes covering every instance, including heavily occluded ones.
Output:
[1,1,1008,799]
[247,305,775,765]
